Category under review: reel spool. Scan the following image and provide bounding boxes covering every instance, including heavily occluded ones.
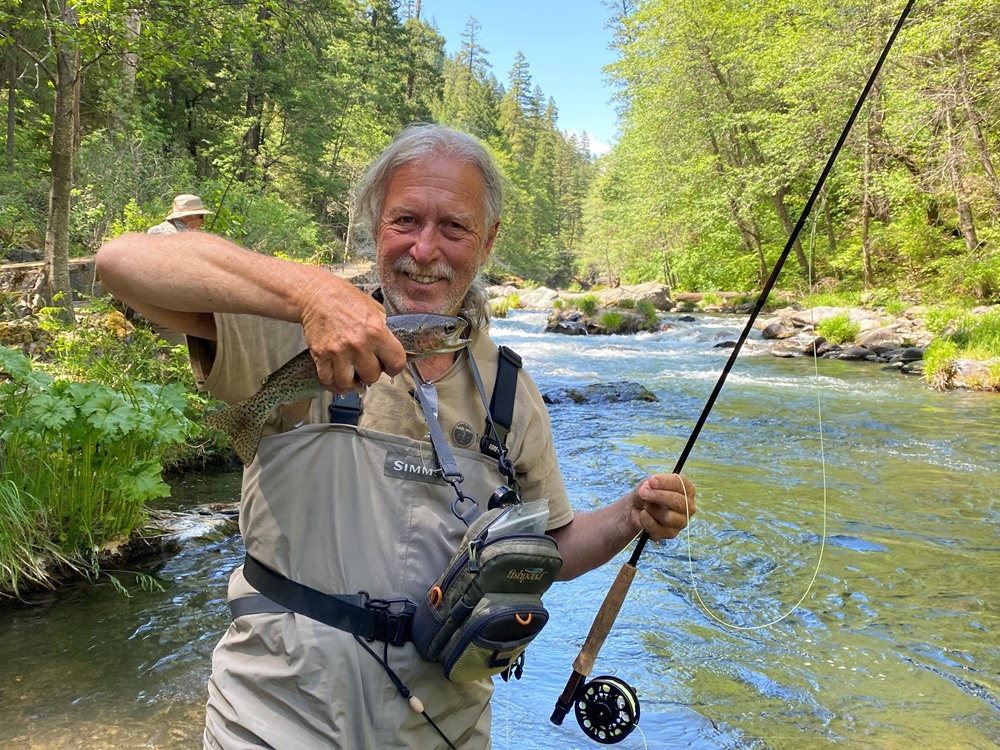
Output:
[573,675,641,744]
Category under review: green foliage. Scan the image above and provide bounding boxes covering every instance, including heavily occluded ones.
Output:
[945,311,1000,359]
[0,479,78,598]
[699,292,724,309]
[577,294,599,316]
[0,347,194,553]
[617,298,636,309]
[598,311,625,333]
[636,299,658,325]
[816,312,861,344]
[922,338,960,387]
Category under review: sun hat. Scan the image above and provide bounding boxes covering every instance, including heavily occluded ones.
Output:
[165,194,214,220]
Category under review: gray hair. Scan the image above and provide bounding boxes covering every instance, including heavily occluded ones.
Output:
[353,124,504,327]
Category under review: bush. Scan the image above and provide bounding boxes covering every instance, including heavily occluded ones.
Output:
[578,294,599,316]
[637,299,658,325]
[599,311,624,332]
[0,347,194,555]
[816,312,860,344]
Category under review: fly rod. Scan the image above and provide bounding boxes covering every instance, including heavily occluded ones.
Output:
[550,1,916,742]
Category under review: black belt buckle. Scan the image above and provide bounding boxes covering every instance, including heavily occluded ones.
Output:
[364,596,416,647]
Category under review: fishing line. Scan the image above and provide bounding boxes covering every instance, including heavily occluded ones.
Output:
[551,2,914,738]
[682,207,830,632]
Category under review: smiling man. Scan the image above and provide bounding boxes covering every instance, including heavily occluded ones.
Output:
[96,124,695,749]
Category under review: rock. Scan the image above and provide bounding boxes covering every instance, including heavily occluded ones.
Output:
[761,320,796,340]
[545,320,588,336]
[543,382,659,405]
[836,346,876,361]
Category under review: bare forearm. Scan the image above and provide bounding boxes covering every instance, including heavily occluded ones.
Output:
[96,233,354,333]
[550,493,640,581]
[549,473,696,581]
[97,232,407,390]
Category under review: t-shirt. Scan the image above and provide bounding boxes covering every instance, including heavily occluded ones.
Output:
[189,313,573,531]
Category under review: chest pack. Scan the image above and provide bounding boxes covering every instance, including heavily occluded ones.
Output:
[405,350,563,683]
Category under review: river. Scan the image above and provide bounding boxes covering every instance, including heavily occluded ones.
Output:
[1,309,997,749]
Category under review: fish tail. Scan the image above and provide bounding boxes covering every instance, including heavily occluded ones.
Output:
[204,398,266,465]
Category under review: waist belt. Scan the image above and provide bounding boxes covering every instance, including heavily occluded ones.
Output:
[235,553,416,648]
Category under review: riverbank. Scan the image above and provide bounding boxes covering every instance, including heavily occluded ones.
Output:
[487,282,1000,393]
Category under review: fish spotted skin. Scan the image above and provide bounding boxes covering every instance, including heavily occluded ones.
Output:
[204,314,469,465]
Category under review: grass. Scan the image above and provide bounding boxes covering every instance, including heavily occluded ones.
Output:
[816,312,861,345]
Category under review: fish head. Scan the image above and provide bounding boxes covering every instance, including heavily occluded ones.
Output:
[387,314,470,359]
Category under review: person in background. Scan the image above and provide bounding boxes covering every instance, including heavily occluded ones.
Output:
[96,125,697,749]
[147,193,214,235]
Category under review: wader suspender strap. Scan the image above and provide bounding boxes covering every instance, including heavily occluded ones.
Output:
[487,346,521,448]
[466,347,521,492]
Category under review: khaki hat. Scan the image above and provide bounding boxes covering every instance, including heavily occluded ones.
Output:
[165,194,214,220]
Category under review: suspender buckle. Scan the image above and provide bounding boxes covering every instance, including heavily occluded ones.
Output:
[361,594,417,647]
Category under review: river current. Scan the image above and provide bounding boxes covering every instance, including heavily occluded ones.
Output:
[1,309,997,749]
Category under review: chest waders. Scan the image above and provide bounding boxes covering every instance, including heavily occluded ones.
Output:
[228,346,561,748]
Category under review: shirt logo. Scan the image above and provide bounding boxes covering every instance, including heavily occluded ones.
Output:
[452,421,476,448]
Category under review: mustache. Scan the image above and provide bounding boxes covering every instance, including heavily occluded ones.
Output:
[392,257,455,281]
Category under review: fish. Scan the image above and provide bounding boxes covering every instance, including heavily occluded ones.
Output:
[205,314,469,465]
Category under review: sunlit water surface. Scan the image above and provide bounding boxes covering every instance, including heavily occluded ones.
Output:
[1,310,997,750]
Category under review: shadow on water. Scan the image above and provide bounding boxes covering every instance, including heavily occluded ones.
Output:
[1,310,998,749]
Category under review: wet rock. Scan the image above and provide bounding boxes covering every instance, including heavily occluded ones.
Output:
[543,382,659,405]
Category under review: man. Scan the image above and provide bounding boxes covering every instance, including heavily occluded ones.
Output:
[147,193,215,235]
[96,125,696,749]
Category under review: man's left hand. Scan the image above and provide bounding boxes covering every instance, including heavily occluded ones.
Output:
[631,473,696,541]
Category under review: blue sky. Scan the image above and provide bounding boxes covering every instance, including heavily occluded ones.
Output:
[421,0,620,154]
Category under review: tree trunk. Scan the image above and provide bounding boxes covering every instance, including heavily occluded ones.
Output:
[944,105,979,253]
[239,4,271,183]
[821,184,837,257]
[122,11,141,99]
[771,186,810,277]
[43,12,79,323]
[861,134,874,289]
[4,59,14,173]
[957,55,1000,216]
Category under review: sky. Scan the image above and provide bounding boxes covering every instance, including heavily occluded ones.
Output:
[420,0,621,155]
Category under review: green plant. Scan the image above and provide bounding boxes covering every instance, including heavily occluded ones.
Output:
[598,311,624,332]
[0,347,195,553]
[922,339,959,389]
[617,298,636,309]
[948,311,1000,358]
[816,312,860,344]
[699,291,723,309]
[578,294,599,316]
[0,479,78,597]
[636,299,658,325]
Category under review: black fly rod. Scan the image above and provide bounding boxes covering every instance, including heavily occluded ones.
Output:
[550,1,916,742]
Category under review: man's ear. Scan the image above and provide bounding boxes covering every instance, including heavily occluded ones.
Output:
[481,221,500,265]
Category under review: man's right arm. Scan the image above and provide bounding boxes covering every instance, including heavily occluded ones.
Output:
[96,232,407,392]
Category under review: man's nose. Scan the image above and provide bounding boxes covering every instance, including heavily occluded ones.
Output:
[410,222,442,262]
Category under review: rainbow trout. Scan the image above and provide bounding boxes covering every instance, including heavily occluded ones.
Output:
[205,314,469,465]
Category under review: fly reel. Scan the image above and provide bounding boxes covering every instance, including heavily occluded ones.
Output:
[573,675,641,744]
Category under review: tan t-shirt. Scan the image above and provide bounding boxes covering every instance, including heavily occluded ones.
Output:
[189,313,573,530]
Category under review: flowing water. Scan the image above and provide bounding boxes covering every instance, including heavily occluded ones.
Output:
[1,310,997,750]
